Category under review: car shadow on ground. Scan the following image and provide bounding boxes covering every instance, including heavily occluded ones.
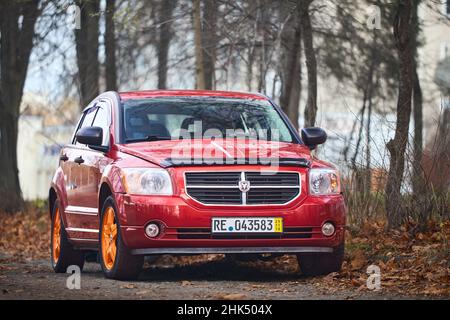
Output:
[136,258,303,282]
[79,254,307,282]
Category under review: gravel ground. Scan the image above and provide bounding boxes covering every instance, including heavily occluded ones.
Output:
[0,253,432,300]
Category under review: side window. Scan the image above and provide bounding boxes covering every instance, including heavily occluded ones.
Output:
[75,106,98,146]
[92,103,110,145]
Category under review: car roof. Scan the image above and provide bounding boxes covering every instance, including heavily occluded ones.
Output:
[118,89,268,101]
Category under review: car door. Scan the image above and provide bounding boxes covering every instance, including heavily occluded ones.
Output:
[71,100,114,240]
[81,100,113,215]
[63,104,100,240]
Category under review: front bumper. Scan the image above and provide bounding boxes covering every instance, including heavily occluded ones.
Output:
[115,193,346,253]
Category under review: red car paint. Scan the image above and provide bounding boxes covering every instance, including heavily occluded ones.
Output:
[49,90,345,256]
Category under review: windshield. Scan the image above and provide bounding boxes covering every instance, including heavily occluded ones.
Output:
[121,97,295,143]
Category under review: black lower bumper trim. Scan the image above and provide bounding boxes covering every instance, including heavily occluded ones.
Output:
[130,246,333,255]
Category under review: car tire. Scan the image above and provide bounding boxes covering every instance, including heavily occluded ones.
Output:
[99,196,143,280]
[51,200,85,273]
[296,244,344,276]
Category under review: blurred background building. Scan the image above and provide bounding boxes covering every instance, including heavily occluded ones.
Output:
[18,93,78,200]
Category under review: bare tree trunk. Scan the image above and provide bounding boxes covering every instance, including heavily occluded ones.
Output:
[433,108,450,198]
[246,0,259,92]
[300,0,317,128]
[193,0,205,89]
[0,0,41,212]
[157,0,176,89]
[365,88,373,189]
[352,96,366,169]
[105,0,117,91]
[257,0,269,93]
[411,4,424,198]
[279,2,301,129]
[364,33,379,192]
[271,74,279,99]
[75,0,100,108]
[412,67,424,185]
[202,0,217,90]
[246,48,255,91]
[385,0,415,229]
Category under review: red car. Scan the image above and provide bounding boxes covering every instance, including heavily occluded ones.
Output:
[49,90,345,280]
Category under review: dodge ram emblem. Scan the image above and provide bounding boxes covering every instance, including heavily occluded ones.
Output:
[239,180,251,193]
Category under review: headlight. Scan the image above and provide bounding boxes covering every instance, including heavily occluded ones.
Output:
[309,168,340,195]
[121,168,173,195]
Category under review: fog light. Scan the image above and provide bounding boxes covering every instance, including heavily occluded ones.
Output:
[321,222,335,237]
[145,223,160,238]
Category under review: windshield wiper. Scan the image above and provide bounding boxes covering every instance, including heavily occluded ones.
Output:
[125,135,172,143]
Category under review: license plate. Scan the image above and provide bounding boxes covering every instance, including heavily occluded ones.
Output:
[211,217,283,233]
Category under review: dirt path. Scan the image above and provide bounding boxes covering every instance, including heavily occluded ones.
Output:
[0,253,432,300]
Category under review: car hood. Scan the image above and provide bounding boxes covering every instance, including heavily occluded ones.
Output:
[117,139,312,168]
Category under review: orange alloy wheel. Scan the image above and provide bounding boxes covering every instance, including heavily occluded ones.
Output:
[101,207,118,270]
[52,207,61,264]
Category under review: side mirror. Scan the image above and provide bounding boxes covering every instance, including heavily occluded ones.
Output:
[76,126,105,150]
[301,127,327,149]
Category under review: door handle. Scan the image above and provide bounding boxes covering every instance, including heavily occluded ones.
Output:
[60,154,69,162]
[74,156,84,165]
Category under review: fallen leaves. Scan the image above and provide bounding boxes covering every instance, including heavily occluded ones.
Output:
[350,250,367,270]
[0,208,50,260]
[338,219,450,297]
[351,278,361,287]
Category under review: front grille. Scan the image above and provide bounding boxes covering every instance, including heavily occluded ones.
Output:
[247,188,299,204]
[245,172,300,186]
[185,172,240,186]
[185,171,301,205]
[177,227,312,239]
[186,189,242,204]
